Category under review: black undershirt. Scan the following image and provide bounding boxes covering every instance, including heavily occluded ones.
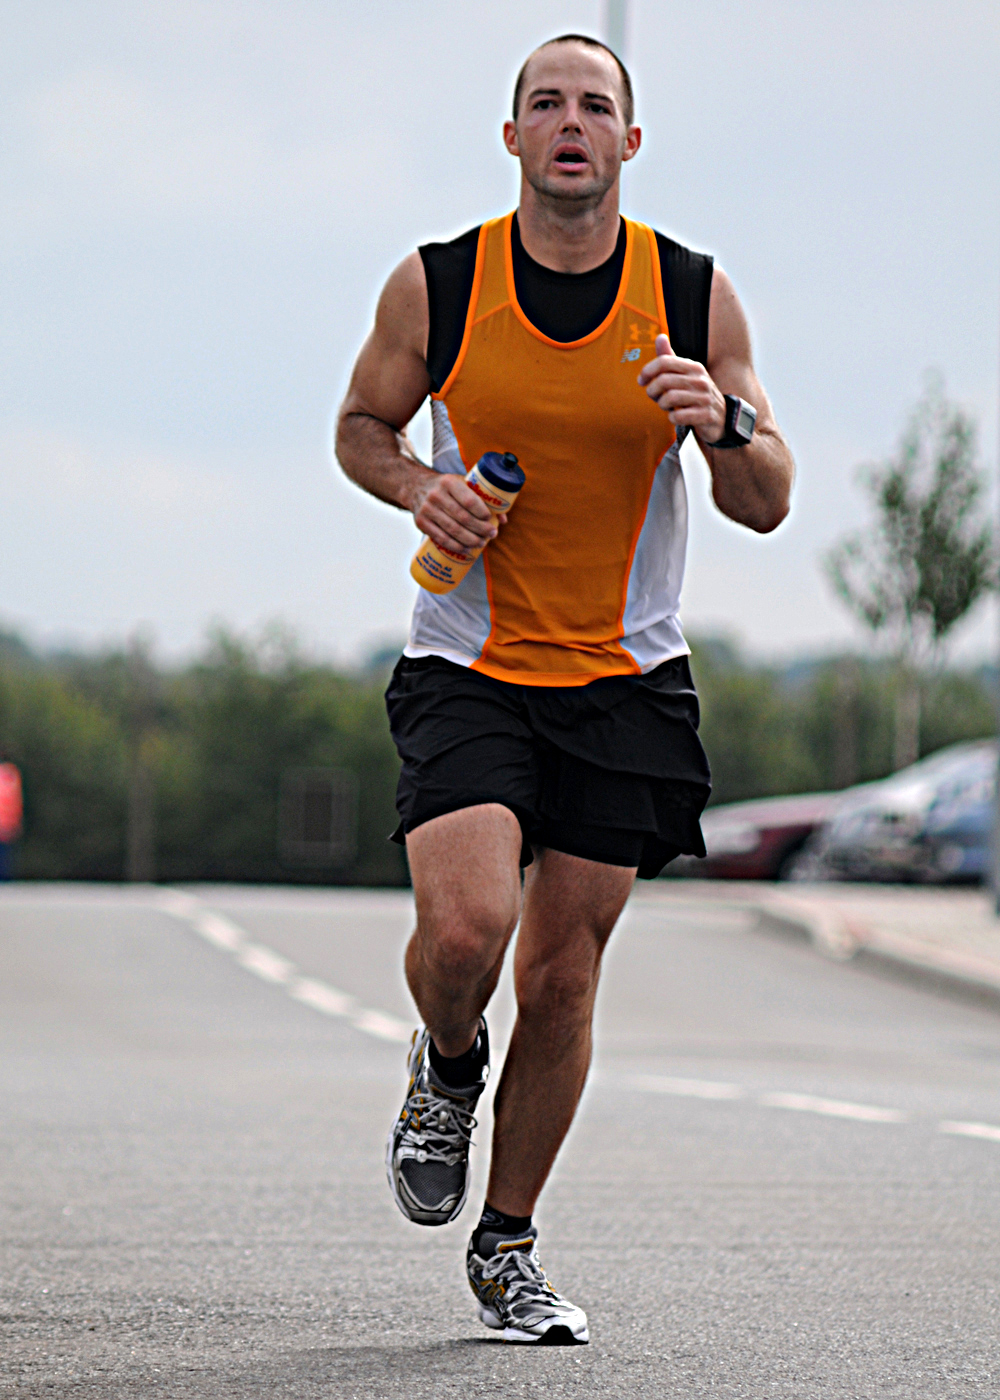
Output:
[418,220,712,393]
[510,213,626,344]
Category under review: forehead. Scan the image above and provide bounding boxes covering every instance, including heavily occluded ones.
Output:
[521,43,624,107]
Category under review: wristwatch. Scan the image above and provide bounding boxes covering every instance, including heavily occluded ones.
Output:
[706,395,757,449]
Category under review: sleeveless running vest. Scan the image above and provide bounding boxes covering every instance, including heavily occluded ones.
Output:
[406,212,703,687]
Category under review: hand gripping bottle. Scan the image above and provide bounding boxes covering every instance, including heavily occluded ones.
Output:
[410,451,525,595]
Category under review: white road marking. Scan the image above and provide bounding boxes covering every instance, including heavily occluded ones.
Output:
[632,1074,744,1100]
[939,1120,1000,1143]
[290,978,358,1018]
[758,1091,908,1123]
[156,890,412,1043]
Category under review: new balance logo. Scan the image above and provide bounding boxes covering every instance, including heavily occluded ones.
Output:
[621,347,641,362]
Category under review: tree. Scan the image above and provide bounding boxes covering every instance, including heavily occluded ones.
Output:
[825,376,996,769]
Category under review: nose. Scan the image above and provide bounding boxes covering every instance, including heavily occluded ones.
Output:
[560,102,584,133]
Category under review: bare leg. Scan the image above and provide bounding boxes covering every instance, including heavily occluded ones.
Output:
[404,803,523,1057]
[486,848,635,1216]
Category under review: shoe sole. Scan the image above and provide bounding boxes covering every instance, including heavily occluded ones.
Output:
[477,1304,588,1345]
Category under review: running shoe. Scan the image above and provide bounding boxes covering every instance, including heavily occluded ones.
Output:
[466,1225,589,1344]
[385,1025,487,1226]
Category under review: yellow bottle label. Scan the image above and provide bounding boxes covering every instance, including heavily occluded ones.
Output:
[409,458,524,595]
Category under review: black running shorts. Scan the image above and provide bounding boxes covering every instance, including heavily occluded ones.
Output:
[385,655,711,879]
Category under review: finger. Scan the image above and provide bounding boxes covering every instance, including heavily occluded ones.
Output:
[638,346,692,386]
[649,387,707,410]
[642,368,701,395]
[446,478,493,520]
[654,332,672,358]
[424,505,496,546]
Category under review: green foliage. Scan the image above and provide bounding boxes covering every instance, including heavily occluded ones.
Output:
[0,667,128,878]
[1,626,995,877]
[826,375,996,658]
[0,629,407,885]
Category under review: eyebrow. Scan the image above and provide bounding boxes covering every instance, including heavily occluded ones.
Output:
[527,87,616,105]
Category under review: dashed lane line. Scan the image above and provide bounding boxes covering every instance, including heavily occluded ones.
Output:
[630,1074,1000,1142]
[632,1074,744,1100]
[758,1091,908,1123]
[156,890,412,1044]
[939,1120,1000,1143]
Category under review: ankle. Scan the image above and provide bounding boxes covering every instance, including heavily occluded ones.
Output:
[471,1202,533,1255]
[428,1018,489,1089]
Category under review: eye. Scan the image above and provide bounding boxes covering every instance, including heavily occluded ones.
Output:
[533,99,556,110]
[585,101,611,115]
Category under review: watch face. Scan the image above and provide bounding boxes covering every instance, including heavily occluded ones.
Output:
[735,402,757,439]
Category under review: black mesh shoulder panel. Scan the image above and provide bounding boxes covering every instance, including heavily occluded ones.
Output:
[653,232,714,367]
[418,226,481,393]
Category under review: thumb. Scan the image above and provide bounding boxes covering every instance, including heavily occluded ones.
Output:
[655,332,673,357]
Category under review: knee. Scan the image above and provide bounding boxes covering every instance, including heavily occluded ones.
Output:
[419,906,514,986]
[516,951,599,1023]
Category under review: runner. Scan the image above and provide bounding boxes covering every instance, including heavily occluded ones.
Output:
[336,33,794,1344]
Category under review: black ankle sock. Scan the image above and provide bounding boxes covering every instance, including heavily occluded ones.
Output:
[428,1019,489,1089]
[472,1203,533,1255]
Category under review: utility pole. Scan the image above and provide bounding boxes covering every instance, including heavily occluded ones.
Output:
[605,0,629,57]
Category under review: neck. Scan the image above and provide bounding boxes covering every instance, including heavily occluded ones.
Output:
[515,178,622,273]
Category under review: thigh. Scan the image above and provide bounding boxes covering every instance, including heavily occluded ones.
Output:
[407,802,523,939]
[516,845,635,982]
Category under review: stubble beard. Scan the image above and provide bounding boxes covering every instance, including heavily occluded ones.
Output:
[524,164,618,215]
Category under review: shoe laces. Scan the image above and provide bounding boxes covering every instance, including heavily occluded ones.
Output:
[481,1246,566,1322]
[400,1079,478,1164]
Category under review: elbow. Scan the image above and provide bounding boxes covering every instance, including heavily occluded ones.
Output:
[752,497,790,534]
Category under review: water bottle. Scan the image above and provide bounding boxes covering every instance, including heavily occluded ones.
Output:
[410,452,525,595]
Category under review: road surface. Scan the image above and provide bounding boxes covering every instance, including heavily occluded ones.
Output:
[2,882,999,1397]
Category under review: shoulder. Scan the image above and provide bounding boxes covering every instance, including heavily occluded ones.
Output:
[418,225,482,314]
[648,228,714,366]
[417,223,484,393]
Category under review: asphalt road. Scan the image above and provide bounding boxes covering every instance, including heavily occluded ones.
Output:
[2,882,1000,1398]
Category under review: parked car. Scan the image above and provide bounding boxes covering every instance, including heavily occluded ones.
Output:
[802,740,996,884]
[667,791,848,880]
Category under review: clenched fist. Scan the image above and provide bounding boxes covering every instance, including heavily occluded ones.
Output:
[638,333,727,444]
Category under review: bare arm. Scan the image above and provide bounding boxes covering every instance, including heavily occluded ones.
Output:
[335,253,501,556]
[636,266,794,533]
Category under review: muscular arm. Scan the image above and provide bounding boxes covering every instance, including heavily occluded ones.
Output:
[335,253,500,556]
[637,267,794,533]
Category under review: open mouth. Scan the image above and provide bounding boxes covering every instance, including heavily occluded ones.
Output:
[554,150,587,166]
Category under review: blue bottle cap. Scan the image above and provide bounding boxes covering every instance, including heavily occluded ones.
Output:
[476,451,525,491]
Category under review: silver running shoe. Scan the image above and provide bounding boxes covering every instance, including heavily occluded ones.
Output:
[466,1226,589,1345]
[385,1025,487,1226]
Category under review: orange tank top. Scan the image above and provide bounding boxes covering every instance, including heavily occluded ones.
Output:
[408,213,688,687]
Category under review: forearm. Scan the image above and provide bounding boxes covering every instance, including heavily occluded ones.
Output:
[335,409,436,514]
[700,425,793,533]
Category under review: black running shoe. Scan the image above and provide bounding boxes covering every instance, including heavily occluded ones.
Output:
[466,1225,589,1344]
[385,1026,487,1226]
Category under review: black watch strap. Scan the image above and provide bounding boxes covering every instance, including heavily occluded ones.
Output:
[707,394,757,449]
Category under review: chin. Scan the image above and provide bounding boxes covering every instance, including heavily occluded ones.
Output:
[531,173,613,203]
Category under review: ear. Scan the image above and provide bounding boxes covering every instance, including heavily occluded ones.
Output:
[502,120,520,157]
[621,125,642,163]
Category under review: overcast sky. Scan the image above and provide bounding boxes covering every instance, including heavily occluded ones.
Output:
[2,0,998,665]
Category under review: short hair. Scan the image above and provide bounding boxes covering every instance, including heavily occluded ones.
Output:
[512,34,635,128]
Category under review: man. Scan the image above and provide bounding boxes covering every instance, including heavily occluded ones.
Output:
[336,34,793,1345]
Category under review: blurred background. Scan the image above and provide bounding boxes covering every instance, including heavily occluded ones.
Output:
[2,0,999,886]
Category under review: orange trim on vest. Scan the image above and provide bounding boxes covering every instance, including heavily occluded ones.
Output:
[647,224,670,337]
[503,212,636,351]
[434,223,491,400]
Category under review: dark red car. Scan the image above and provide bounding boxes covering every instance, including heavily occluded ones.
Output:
[669,791,847,880]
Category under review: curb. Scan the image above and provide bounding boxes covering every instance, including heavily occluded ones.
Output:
[751,890,1000,1001]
